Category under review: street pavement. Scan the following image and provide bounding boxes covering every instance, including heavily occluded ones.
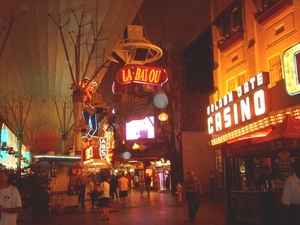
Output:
[17,188,227,225]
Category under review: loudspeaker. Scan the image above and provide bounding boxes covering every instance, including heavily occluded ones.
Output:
[134,48,148,61]
[96,108,104,114]
[112,51,126,66]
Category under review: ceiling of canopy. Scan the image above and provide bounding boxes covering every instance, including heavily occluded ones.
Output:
[0,0,144,154]
[0,0,212,156]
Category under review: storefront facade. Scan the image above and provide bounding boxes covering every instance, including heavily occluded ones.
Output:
[0,123,30,169]
[209,0,300,224]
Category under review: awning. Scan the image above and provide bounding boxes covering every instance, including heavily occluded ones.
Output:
[33,155,82,168]
[32,158,82,170]
[33,155,81,162]
[222,115,300,157]
[222,141,277,158]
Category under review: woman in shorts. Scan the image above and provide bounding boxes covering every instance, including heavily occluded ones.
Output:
[98,175,110,220]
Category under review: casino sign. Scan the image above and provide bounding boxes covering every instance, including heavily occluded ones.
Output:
[207,72,271,135]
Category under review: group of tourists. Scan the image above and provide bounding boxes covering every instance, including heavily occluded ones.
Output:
[83,172,152,220]
[3,159,300,224]
[85,173,129,219]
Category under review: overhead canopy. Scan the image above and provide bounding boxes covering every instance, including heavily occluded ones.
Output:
[33,155,81,162]
[222,114,300,157]
[32,155,82,169]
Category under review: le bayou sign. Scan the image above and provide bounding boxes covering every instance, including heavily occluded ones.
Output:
[116,66,168,86]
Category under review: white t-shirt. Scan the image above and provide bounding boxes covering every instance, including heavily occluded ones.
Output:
[281,173,300,206]
[0,185,22,225]
[134,175,139,183]
[98,181,110,198]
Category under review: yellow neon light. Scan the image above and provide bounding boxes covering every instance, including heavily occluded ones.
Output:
[282,43,300,96]
[210,109,300,145]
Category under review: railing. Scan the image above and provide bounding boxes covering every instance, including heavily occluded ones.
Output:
[217,28,244,52]
[253,0,292,24]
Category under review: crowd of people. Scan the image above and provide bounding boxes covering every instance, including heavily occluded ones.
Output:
[1,159,300,224]
[78,172,157,212]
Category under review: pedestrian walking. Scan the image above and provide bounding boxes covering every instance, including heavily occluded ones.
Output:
[134,174,139,189]
[118,173,129,206]
[145,173,151,196]
[109,175,118,199]
[125,173,132,189]
[176,182,183,204]
[76,176,86,209]
[139,174,145,197]
[165,174,170,190]
[98,175,110,220]
[183,170,203,222]
[86,176,98,210]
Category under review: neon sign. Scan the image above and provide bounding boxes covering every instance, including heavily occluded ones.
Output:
[207,72,271,134]
[85,146,94,160]
[100,137,107,159]
[282,43,300,96]
[116,66,168,86]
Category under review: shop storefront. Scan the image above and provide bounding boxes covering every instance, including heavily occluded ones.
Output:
[33,155,82,211]
[220,114,300,224]
[208,52,300,224]
[1,123,31,169]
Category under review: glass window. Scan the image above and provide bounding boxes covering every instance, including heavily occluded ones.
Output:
[220,6,243,38]
[227,77,236,92]
[237,72,246,86]
[269,55,282,87]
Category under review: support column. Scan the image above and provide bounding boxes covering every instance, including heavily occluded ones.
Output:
[61,133,67,155]
[73,89,83,157]
[16,133,23,174]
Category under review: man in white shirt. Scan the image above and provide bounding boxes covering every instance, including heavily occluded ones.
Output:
[282,158,300,225]
[0,170,22,225]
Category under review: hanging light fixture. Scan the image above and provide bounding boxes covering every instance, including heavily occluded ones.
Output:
[158,112,169,122]
[106,25,163,66]
[132,143,140,150]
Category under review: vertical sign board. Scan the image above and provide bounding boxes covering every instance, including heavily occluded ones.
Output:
[100,137,107,159]
[85,145,93,160]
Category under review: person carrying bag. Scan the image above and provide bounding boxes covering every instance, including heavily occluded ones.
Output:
[98,175,110,220]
